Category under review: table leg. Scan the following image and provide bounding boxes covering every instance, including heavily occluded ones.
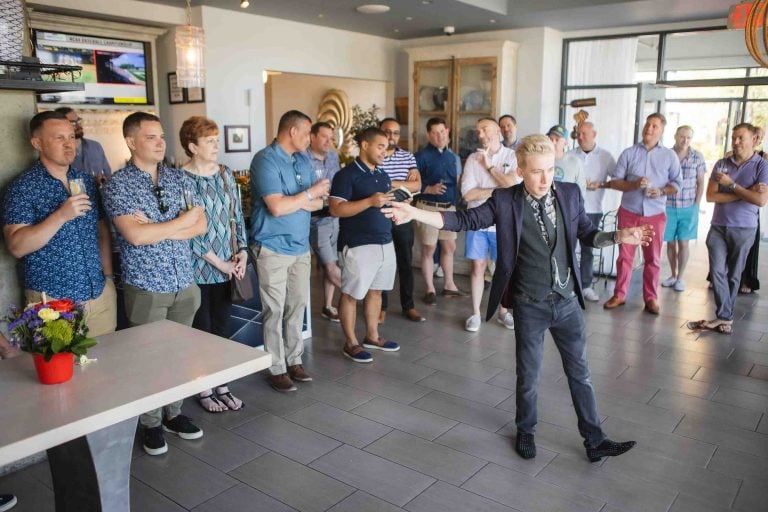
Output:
[47,416,137,512]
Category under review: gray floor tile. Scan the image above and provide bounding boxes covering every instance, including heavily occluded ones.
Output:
[706,444,768,480]
[496,420,594,461]
[365,430,486,485]
[658,347,754,376]
[302,351,360,381]
[232,413,341,464]
[649,389,762,430]
[462,463,604,512]
[536,453,677,512]
[587,373,659,403]
[411,390,515,432]
[600,416,716,467]
[0,468,55,512]
[131,446,238,509]
[417,337,498,362]
[166,416,268,473]
[674,415,768,458]
[131,477,188,512]
[404,480,518,512]
[412,352,504,382]
[693,366,768,397]
[309,445,436,507]
[711,385,768,413]
[668,493,734,512]
[733,478,767,512]
[359,356,438,384]
[352,397,458,440]
[297,377,376,411]
[338,370,432,404]
[286,402,392,448]
[435,423,555,476]
[617,366,719,399]
[230,452,353,512]
[230,378,319,417]
[496,393,604,433]
[328,491,406,512]
[758,414,768,434]
[486,364,564,388]
[192,482,298,511]
[594,392,684,432]
[751,364,768,380]
[416,371,512,406]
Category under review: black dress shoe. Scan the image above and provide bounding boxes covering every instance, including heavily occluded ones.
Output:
[586,439,636,462]
[515,432,536,459]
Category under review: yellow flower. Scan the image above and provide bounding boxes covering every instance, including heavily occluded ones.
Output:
[38,308,60,322]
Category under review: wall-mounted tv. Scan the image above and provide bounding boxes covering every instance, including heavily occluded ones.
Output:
[34,30,153,105]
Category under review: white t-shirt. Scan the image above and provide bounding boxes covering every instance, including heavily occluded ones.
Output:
[461,145,518,232]
[568,145,617,214]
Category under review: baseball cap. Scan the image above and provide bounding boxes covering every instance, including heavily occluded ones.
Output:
[547,125,568,139]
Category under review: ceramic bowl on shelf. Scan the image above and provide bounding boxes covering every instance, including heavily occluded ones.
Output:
[419,86,436,111]
[432,86,448,110]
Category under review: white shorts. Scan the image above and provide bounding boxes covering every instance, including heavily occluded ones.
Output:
[339,242,396,300]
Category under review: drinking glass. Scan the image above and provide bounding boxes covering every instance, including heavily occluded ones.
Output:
[182,184,196,211]
[68,178,86,196]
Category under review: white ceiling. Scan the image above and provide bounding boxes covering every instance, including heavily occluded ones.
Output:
[125,0,730,38]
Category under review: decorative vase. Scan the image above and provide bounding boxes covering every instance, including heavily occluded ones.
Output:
[33,352,74,385]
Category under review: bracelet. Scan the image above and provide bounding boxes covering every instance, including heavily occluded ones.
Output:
[103,273,114,279]
[305,190,314,201]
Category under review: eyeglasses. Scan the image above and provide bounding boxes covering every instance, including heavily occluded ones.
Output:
[69,118,82,126]
[153,185,169,214]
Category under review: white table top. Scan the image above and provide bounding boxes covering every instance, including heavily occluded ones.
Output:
[0,320,271,466]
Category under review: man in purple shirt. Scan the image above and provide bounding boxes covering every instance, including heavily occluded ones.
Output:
[604,113,683,315]
[688,123,768,335]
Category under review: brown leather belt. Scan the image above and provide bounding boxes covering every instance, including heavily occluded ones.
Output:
[418,200,452,208]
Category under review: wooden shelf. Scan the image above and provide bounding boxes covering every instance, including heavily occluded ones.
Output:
[458,110,492,115]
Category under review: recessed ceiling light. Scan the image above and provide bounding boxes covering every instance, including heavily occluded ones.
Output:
[318,13,324,17]
[422,0,432,4]
[489,19,496,23]
[394,28,400,32]
[405,16,413,21]
[240,0,249,8]
[356,4,391,14]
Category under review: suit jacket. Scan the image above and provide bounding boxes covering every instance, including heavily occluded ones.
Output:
[442,182,601,321]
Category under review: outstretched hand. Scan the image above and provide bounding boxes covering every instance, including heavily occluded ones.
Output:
[382,201,416,225]
[617,224,654,246]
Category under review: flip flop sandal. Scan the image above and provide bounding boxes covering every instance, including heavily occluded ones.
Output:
[686,320,711,330]
[216,389,245,411]
[198,393,228,413]
[714,323,733,335]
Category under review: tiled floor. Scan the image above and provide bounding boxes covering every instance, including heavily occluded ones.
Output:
[3,240,767,512]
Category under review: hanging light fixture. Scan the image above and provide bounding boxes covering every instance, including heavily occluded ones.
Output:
[175,0,206,88]
[240,0,250,7]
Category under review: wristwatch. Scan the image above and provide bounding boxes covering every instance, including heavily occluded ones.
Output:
[305,190,314,201]
[727,183,737,193]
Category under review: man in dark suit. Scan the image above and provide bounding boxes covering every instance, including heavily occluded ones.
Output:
[384,134,650,462]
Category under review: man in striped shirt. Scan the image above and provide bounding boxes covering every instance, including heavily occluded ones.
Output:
[378,118,425,322]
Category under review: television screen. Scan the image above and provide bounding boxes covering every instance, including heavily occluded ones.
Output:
[34,30,152,105]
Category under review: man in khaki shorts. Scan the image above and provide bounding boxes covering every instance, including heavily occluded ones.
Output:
[330,127,400,363]
[3,111,117,337]
[414,117,465,305]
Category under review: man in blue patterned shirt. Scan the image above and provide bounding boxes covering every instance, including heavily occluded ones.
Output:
[103,112,207,456]
[3,111,116,336]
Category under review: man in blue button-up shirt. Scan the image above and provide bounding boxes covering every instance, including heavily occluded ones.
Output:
[3,111,116,336]
[604,113,683,315]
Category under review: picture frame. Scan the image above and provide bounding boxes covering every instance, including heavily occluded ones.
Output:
[167,72,184,104]
[224,125,251,153]
[185,86,205,103]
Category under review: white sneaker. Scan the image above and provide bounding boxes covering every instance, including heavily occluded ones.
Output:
[465,314,481,332]
[674,279,686,292]
[497,311,515,330]
[435,265,444,278]
[661,276,677,288]
[582,287,600,302]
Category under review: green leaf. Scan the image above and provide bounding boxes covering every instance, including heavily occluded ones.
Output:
[50,337,66,353]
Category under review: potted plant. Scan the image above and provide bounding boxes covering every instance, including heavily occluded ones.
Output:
[3,296,97,384]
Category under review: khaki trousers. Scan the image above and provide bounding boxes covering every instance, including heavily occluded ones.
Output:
[25,279,117,338]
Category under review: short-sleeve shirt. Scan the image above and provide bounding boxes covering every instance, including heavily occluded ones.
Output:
[102,162,195,293]
[569,145,616,214]
[667,148,706,209]
[711,153,768,228]
[612,142,683,217]
[415,144,461,204]
[3,162,105,302]
[330,158,392,249]
[73,138,112,177]
[380,147,417,182]
[250,141,316,256]
[554,153,587,198]
[305,148,341,225]
[461,146,517,232]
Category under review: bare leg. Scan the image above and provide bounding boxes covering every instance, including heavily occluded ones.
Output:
[441,239,458,291]
[363,290,382,342]
[676,240,690,281]
[322,262,341,308]
[470,259,486,316]
[339,293,359,347]
[666,242,678,279]
[421,244,437,294]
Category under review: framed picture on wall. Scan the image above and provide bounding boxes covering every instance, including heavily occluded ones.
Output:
[186,86,205,103]
[224,125,251,153]
[167,72,184,104]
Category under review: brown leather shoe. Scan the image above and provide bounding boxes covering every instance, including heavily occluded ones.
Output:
[644,300,660,315]
[268,373,297,392]
[423,292,437,305]
[287,364,312,382]
[603,296,625,309]
[403,308,426,322]
[378,310,386,324]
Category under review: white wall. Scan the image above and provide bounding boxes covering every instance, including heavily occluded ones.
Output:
[200,6,399,170]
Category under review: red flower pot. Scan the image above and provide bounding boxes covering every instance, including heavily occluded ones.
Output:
[33,353,74,385]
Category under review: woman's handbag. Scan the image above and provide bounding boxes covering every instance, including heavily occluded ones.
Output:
[219,166,256,303]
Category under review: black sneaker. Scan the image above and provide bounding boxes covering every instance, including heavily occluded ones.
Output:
[0,494,17,512]
[143,426,168,456]
[515,432,536,459]
[162,414,203,440]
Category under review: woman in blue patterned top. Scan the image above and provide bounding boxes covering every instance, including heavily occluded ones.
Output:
[180,116,248,413]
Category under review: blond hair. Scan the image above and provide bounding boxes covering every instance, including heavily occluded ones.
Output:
[515,134,555,168]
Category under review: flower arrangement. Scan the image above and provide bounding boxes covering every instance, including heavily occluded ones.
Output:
[3,297,97,362]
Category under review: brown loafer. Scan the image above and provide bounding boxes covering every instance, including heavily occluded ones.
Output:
[403,308,426,322]
[603,296,625,309]
[644,300,659,315]
[441,288,467,297]
[268,373,297,392]
[423,292,437,305]
[287,364,312,382]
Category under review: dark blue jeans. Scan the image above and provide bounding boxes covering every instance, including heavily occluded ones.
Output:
[511,293,605,448]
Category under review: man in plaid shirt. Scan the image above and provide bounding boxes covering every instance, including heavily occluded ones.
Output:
[661,125,706,292]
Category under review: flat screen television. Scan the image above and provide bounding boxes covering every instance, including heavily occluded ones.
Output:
[34,29,153,105]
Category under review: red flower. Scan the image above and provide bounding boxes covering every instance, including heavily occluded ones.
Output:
[47,299,75,313]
